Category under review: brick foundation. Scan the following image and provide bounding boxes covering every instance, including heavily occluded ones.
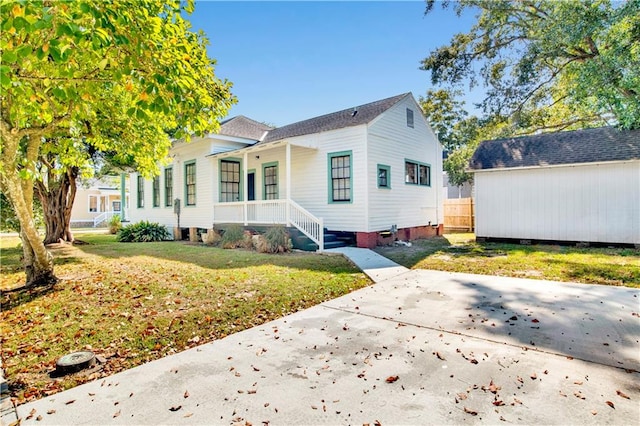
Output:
[356,224,443,249]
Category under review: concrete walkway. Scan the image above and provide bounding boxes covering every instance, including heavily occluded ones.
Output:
[325,247,409,282]
[7,250,640,425]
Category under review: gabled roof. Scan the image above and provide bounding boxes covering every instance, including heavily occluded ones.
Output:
[261,93,411,143]
[469,126,640,170]
[218,116,273,140]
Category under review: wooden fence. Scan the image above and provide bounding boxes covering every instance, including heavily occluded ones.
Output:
[444,198,474,232]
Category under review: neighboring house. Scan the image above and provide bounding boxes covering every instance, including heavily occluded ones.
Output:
[128,93,444,250]
[71,180,128,227]
[469,126,640,245]
[443,171,473,199]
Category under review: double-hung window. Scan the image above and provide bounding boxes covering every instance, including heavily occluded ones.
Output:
[405,160,431,186]
[137,175,144,208]
[220,159,240,202]
[185,161,196,206]
[164,168,173,207]
[328,151,352,203]
[152,176,160,207]
[263,162,278,200]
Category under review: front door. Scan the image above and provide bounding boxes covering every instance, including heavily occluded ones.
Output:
[247,171,255,201]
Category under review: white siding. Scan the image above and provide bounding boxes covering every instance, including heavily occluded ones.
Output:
[366,96,443,232]
[128,139,218,229]
[289,126,368,231]
[474,161,640,244]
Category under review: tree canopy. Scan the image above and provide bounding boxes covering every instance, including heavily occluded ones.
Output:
[422,0,639,130]
[421,0,640,186]
[0,0,235,286]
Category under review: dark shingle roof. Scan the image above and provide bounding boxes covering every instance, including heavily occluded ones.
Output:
[469,126,640,170]
[218,116,273,140]
[261,93,410,143]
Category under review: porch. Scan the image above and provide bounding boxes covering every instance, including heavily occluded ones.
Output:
[212,199,327,251]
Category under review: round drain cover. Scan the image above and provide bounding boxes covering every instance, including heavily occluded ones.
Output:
[56,351,96,374]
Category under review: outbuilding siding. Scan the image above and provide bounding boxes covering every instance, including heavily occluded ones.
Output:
[475,161,640,244]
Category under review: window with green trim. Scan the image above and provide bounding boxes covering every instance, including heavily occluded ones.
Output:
[185,161,196,206]
[152,176,160,207]
[377,164,391,189]
[329,152,352,202]
[164,167,173,207]
[405,160,431,186]
[220,159,240,202]
[263,163,278,200]
[136,175,144,208]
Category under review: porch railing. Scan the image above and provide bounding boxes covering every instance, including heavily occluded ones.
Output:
[93,211,120,227]
[213,200,324,251]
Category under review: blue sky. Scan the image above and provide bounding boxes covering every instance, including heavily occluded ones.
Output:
[189,1,479,127]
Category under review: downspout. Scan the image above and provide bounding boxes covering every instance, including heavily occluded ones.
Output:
[434,136,442,233]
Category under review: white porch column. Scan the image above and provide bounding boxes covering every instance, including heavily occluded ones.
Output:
[286,142,291,226]
[243,151,248,226]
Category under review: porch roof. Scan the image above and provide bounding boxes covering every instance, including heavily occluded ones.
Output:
[205,138,317,159]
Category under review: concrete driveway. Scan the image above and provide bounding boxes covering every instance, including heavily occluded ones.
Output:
[8,265,640,425]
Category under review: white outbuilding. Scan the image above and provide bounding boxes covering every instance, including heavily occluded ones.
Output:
[469,126,640,246]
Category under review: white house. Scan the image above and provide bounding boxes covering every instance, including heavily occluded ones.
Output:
[469,126,640,245]
[70,179,128,228]
[128,93,444,250]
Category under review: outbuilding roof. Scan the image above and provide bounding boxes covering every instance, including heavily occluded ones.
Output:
[261,93,410,143]
[469,126,640,170]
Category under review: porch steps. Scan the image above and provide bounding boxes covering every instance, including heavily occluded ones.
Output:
[289,228,354,251]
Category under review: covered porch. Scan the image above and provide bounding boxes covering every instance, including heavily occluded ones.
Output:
[209,139,326,250]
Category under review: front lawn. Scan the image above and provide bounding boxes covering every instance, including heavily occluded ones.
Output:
[0,234,370,404]
[375,233,640,287]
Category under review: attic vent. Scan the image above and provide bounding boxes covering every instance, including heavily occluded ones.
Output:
[351,108,358,117]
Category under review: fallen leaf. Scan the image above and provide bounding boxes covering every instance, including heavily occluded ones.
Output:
[469,358,478,364]
[26,409,37,420]
[169,405,182,412]
[47,410,56,415]
[435,352,445,360]
[531,319,539,323]
[591,410,598,415]
[616,390,630,399]
[530,373,537,380]
[606,401,615,409]
[488,380,500,394]
[463,407,478,416]
[574,391,585,400]
[456,393,468,401]
[509,316,518,321]
[36,415,42,421]
[516,376,523,384]
[65,400,75,405]
[248,389,257,394]
[113,410,121,418]
[184,390,189,398]
[493,400,505,406]
[574,381,583,385]
[183,413,193,418]
[386,375,399,383]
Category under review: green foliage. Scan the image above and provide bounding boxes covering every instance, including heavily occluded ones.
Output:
[422,0,640,130]
[0,192,43,232]
[259,226,293,254]
[220,225,248,249]
[116,221,170,242]
[108,214,122,235]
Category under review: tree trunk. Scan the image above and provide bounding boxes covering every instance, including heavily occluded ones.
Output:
[37,166,78,244]
[0,131,57,288]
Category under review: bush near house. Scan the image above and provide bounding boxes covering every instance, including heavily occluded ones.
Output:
[116,221,170,242]
[108,215,122,235]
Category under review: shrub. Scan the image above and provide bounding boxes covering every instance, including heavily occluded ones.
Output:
[108,215,122,234]
[201,229,222,245]
[117,221,170,242]
[220,225,246,249]
[259,226,292,253]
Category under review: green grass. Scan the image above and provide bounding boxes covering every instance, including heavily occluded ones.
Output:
[0,234,370,404]
[375,233,640,287]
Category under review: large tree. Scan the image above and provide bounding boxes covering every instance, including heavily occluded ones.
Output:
[0,0,235,286]
[421,0,639,185]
